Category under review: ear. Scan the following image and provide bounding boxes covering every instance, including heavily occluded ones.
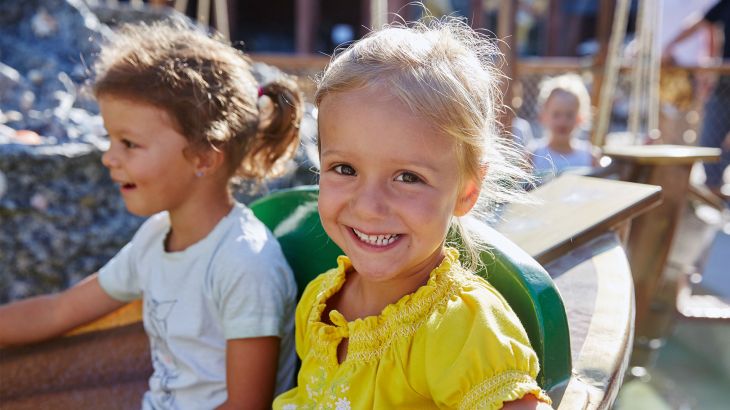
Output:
[454,165,487,217]
[454,179,481,217]
[192,146,226,177]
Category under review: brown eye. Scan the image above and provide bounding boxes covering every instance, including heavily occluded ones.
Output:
[395,172,421,183]
[333,164,356,176]
[122,139,139,149]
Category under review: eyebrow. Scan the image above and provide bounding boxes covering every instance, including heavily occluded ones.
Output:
[106,128,140,140]
[320,149,441,173]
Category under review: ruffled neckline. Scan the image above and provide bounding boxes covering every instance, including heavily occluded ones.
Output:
[309,247,463,337]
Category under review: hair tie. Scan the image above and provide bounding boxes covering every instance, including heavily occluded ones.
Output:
[257,86,264,97]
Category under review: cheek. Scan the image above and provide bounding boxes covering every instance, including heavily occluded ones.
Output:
[317,188,339,226]
[401,193,453,229]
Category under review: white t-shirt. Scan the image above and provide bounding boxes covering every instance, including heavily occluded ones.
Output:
[531,140,594,178]
[98,203,297,410]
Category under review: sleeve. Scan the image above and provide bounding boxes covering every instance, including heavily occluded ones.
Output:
[213,245,298,341]
[412,282,551,410]
[97,241,142,302]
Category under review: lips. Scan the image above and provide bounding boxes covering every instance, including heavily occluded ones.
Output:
[352,228,400,246]
[113,179,137,191]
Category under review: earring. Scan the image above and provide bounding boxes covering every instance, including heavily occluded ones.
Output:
[196,171,204,177]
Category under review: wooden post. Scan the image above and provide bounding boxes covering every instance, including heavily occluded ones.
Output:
[592,0,631,147]
[470,0,483,29]
[296,0,318,54]
[197,0,211,28]
[388,0,410,21]
[370,0,388,30]
[213,0,230,40]
[591,0,615,112]
[546,0,562,56]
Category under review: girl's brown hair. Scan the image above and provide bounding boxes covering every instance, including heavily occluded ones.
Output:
[93,22,302,181]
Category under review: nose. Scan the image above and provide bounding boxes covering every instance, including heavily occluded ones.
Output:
[101,144,118,169]
[350,179,388,220]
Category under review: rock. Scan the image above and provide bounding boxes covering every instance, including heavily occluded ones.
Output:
[0,142,142,302]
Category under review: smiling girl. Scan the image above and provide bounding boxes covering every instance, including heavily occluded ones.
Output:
[274,17,552,410]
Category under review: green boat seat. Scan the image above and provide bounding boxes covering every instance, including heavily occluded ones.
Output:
[249,185,571,391]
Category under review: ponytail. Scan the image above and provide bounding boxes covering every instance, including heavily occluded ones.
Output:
[236,76,303,180]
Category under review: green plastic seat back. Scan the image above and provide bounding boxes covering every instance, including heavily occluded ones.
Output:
[249,186,571,391]
[250,186,343,296]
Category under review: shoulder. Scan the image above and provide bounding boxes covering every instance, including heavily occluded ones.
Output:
[430,271,527,339]
[572,138,593,152]
[208,203,294,285]
[530,144,554,169]
[215,204,285,263]
[529,142,550,156]
[296,257,347,320]
[571,140,596,162]
[298,260,345,306]
[415,269,546,408]
[407,266,538,380]
[226,203,276,250]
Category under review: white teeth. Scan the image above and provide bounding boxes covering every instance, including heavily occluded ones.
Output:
[353,228,399,246]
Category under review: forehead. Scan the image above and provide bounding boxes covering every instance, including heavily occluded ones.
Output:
[545,90,580,110]
[98,95,178,129]
[318,88,456,160]
[97,95,192,149]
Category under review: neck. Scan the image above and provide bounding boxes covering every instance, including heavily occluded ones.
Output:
[548,137,573,153]
[352,275,428,318]
[337,250,445,320]
[165,186,233,252]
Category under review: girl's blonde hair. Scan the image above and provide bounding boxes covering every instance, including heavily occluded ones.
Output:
[315,16,532,270]
[92,22,303,181]
[537,73,592,127]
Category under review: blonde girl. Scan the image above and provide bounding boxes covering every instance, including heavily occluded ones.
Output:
[531,73,597,178]
[0,22,303,409]
[274,17,552,410]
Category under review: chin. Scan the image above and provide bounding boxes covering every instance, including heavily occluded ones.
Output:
[123,204,158,217]
[348,260,399,282]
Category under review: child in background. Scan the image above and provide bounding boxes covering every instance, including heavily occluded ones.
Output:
[274,17,552,410]
[0,22,302,409]
[530,73,597,180]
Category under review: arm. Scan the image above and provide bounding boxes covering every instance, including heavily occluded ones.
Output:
[663,12,712,61]
[216,336,280,410]
[0,273,125,346]
[503,394,554,409]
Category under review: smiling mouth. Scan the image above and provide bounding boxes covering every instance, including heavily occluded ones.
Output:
[352,228,400,246]
[116,181,136,190]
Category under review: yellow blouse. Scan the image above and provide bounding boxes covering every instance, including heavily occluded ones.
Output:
[274,248,551,410]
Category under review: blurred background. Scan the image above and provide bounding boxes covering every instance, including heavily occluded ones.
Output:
[1,1,728,408]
